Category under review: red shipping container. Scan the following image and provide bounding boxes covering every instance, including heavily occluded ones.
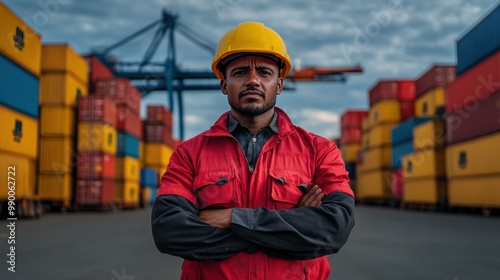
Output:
[447,92,500,144]
[78,96,117,127]
[144,124,173,145]
[75,179,115,205]
[339,128,362,145]
[400,101,415,122]
[369,80,415,106]
[446,51,500,113]
[391,169,403,202]
[84,55,114,94]
[341,110,368,130]
[415,65,456,97]
[146,105,173,127]
[95,78,141,114]
[116,105,142,139]
[77,153,116,179]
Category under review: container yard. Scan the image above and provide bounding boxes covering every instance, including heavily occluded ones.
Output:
[0,1,499,279]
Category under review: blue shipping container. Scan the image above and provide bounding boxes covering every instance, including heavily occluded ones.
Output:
[391,117,431,146]
[456,3,500,75]
[345,162,356,180]
[148,187,157,205]
[140,168,158,188]
[391,140,414,169]
[117,132,139,159]
[0,55,39,118]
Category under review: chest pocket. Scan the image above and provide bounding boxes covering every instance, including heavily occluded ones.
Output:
[193,171,238,210]
[269,169,311,210]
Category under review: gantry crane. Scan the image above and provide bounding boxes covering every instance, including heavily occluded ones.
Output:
[92,9,363,140]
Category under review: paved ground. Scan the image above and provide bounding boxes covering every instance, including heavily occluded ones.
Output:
[0,205,499,280]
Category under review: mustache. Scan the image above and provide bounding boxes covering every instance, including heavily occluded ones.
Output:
[238,87,266,99]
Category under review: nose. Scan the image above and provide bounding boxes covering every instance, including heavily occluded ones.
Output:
[245,69,260,87]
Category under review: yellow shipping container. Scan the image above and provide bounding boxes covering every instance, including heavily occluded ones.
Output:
[116,156,140,181]
[402,149,445,179]
[38,174,73,205]
[39,137,75,174]
[142,187,151,206]
[0,105,38,158]
[40,106,76,137]
[414,87,445,117]
[144,143,174,166]
[41,44,88,84]
[448,175,500,208]
[152,165,166,186]
[403,178,447,205]
[359,145,391,172]
[361,116,370,133]
[39,72,88,107]
[369,100,401,129]
[115,180,140,207]
[341,144,360,162]
[368,122,398,148]
[0,3,42,76]
[0,151,36,200]
[446,132,500,178]
[356,169,392,200]
[78,122,117,154]
[413,118,446,151]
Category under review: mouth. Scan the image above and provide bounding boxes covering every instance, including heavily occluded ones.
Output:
[240,90,264,99]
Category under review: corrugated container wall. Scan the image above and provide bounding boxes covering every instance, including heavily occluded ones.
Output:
[415,65,456,97]
[0,105,38,158]
[39,72,87,107]
[0,151,36,200]
[368,80,415,106]
[84,55,114,93]
[41,44,88,83]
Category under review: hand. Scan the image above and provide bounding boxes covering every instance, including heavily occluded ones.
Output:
[199,209,232,229]
[297,185,324,208]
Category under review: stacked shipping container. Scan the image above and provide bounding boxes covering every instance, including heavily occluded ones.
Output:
[0,3,42,218]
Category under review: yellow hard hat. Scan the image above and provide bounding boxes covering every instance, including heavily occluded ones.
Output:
[211,22,292,79]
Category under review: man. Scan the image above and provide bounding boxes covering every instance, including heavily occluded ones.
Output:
[152,21,355,280]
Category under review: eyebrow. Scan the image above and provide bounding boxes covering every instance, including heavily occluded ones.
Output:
[230,65,275,74]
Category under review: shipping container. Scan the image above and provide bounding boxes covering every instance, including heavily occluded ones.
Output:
[356,168,392,201]
[447,93,500,144]
[78,96,116,126]
[0,3,42,76]
[116,156,140,181]
[39,137,75,174]
[77,122,117,154]
[368,122,398,148]
[402,149,446,179]
[456,3,500,75]
[400,101,415,122]
[117,132,140,159]
[40,106,76,137]
[415,65,456,97]
[0,54,39,117]
[361,132,369,151]
[446,132,500,178]
[75,179,115,207]
[140,168,158,188]
[448,174,500,208]
[84,55,114,93]
[340,110,368,131]
[413,118,446,151]
[368,100,401,128]
[144,144,174,167]
[391,140,413,169]
[77,153,116,179]
[0,151,36,200]
[141,186,157,206]
[345,162,356,180]
[39,72,87,107]
[339,128,362,145]
[38,174,73,208]
[115,180,140,208]
[116,105,142,139]
[391,169,403,203]
[415,87,445,117]
[446,50,500,113]
[0,105,38,158]
[361,116,370,132]
[368,80,415,106]
[139,140,144,163]
[403,178,447,206]
[152,166,166,186]
[358,145,391,172]
[340,144,361,162]
[391,117,432,145]
[41,44,88,83]
[95,78,141,113]
[146,105,173,127]
[144,124,174,146]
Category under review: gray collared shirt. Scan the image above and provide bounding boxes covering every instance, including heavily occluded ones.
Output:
[227,112,279,173]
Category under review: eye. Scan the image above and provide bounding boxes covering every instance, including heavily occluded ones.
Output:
[259,70,272,76]
[233,70,246,76]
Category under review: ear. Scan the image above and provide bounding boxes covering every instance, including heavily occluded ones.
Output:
[220,79,228,95]
[276,77,284,95]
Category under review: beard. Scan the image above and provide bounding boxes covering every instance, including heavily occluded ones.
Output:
[229,87,277,116]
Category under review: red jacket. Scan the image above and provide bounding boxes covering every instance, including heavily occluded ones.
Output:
[154,108,354,280]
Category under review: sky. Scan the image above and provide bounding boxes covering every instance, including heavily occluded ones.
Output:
[3,0,499,140]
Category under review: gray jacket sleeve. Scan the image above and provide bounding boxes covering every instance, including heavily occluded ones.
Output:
[231,191,355,260]
[151,194,257,261]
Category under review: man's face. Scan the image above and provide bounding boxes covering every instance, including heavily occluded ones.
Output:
[221,55,284,116]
